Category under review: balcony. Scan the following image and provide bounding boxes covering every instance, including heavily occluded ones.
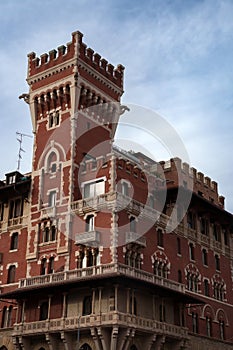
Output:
[75,230,100,245]
[125,231,146,247]
[13,312,188,340]
[41,206,56,219]
[71,192,169,229]
[8,216,23,227]
[19,263,185,294]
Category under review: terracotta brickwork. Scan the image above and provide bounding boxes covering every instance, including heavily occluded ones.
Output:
[0,31,232,350]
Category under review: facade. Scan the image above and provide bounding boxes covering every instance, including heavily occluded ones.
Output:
[0,31,232,350]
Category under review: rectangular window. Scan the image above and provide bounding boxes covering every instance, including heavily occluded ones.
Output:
[48,191,56,207]
[83,178,105,198]
[157,229,164,247]
[9,199,22,219]
[122,182,129,196]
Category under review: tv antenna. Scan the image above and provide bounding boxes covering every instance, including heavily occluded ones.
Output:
[16,132,33,171]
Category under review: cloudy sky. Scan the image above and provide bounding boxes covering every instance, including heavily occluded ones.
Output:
[1,0,233,212]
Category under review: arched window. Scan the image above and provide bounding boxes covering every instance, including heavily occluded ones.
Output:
[47,151,57,173]
[7,265,16,284]
[51,225,56,241]
[48,257,54,274]
[40,258,47,275]
[130,346,138,350]
[186,272,199,292]
[154,261,168,278]
[86,215,94,232]
[130,217,136,232]
[10,232,18,250]
[82,296,92,316]
[0,346,8,350]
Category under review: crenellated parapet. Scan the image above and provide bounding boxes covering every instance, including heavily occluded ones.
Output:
[160,158,225,208]
[27,31,124,90]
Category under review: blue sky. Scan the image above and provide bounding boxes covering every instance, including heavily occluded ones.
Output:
[1,0,233,211]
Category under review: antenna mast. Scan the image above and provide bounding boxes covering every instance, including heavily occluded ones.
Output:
[16,132,32,171]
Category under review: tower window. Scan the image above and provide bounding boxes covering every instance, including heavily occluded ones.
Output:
[48,111,60,128]
[86,215,94,232]
[130,217,136,233]
[83,178,105,198]
[48,191,56,207]
[122,182,129,196]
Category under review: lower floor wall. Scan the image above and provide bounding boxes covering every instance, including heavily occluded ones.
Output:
[0,328,233,350]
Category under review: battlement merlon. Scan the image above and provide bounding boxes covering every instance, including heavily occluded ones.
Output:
[27,31,125,89]
[160,157,225,209]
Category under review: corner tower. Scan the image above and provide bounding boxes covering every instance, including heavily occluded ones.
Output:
[25,31,124,270]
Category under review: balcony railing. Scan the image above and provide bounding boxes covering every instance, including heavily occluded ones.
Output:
[41,207,56,219]
[75,230,100,245]
[8,216,23,227]
[71,192,168,228]
[19,263,185,294]
[14,312,188,339]
[125,231,147,247]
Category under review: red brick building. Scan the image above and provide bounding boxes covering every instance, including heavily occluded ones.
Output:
[0,31,232,350]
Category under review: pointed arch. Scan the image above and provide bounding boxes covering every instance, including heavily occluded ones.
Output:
[151,250,170,278]
[201,304,215,319]
[215,308,229,326]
